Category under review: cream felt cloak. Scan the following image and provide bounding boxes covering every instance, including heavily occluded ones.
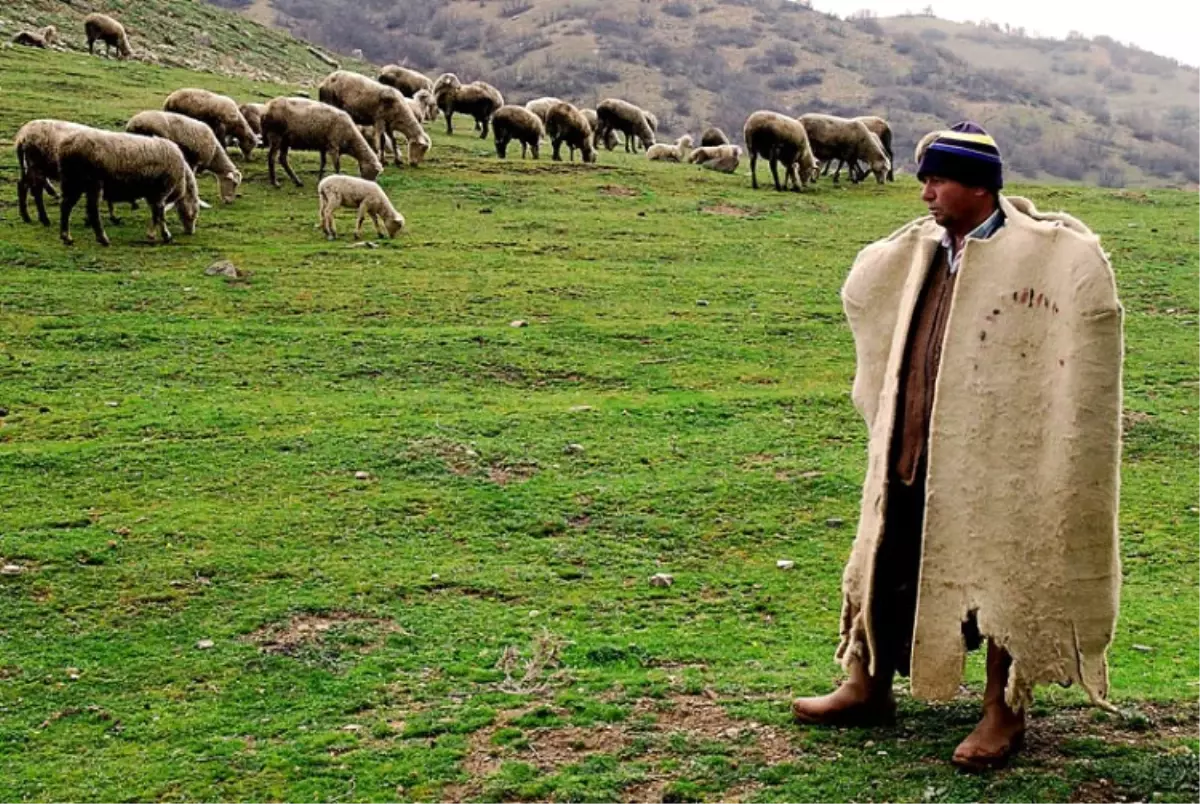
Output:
[836,194,1124,711]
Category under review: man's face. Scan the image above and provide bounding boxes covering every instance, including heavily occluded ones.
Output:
[920,175,987,229]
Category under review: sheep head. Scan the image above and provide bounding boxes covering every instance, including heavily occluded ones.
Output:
[407,134,431,167]
[385,211,406,239]
[218,169,242,204]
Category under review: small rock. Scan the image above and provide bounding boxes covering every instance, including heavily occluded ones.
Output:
[67,668,81,680]
[430,573,440,581]
[637,211,646,217]
[106,401,119,407]
[864,740,876,748]
[349,241,379,249]
[569,405,594,413]
[528,610,540,617]
[696,299,710,306]
[354,471,371,480]
[825,517,844,528]
[776,559,795,570]
[1,564,23,575]
[649,573,674,588]
[510,320,528,328]
[130,270,142,278]
[205,260,244,279]
[341,724,363,732]
[479,208,492,214]
[1132,644,1153,652]
[563,443,585,455]
[800,470,822,479]
[196,639,215,650]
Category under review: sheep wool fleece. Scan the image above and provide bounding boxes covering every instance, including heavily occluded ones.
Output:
[836,194,1124,711]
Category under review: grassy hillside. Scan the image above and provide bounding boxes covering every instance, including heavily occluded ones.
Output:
[229,0,1197,189]
[1,43,1198,803]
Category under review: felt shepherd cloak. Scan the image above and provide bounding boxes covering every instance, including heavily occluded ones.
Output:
[836,194,1124,711]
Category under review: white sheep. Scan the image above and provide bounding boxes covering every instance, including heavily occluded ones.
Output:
[316,175,405,240]
[646,134,694,162]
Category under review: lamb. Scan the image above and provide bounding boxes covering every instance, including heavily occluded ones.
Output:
[743,110,818,192]
[261,96,383,188]
[56,128,199,246]
[317,70,430,167]
[646,134,693,162]
[240,102,268,139]
[83,13,132,60]
[491,105,545,159]
[432,73,504,138]
[14,119,93,226]
[406,89,438,122]
[700,126,730,147]
[378,65,433,97]
[316,175,404,241]
[595,99,656,153]
[163,88,257,159]
[125,111,242,204]
[797,113,890,184]
[544,101,596,163]
[581,108,619,151]
[11,25,58,48]
[686,144,742,174]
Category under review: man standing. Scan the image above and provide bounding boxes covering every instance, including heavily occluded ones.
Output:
[792,123,1124,770]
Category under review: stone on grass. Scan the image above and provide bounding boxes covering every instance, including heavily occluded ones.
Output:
[196,639,215,650]
[649,573,674,588]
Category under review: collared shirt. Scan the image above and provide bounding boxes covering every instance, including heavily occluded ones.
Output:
[940,207,1005,274]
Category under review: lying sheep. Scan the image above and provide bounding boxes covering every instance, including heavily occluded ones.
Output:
[646,134,693,162]
[240,102,267,139]
[492,105,544,159]
[378,65,433,97]
[262,96,383,187]
[316,175,404,240]
[595,98,656,154]
[164,88,257,159]
[432,73,504,138]
[545,101,596,163]
[700,126,730,147]
[581,108,619,151]
[743,110,818,192]
[14,119,93,226]
[797,113,889,184]
[318,70,430,167]
[11,25,58,48]
[84,13,131,60]
[57,128,199,246]
[126,111,242,204]
[686,144,741,174]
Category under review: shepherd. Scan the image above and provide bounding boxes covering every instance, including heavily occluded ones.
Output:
[792,122,1125,771]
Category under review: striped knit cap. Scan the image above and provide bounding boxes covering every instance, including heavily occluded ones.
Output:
[917,121,1003,191]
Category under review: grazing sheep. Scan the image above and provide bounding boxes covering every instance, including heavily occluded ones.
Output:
[56,128,199,246]
[317,175,404,240]
[240,102,267,139]
[687,144,742,174]
[743,110,818,192]
[544,101,596,163]
[14,119,93,226]
[432,73,504,138]
[261,96,383,187]
[318,70,430,167]
[595,98,656,153]
[700,126,730,147]
[164,88,257,159]
[646,134,693,162]
[83,13,131,59]
[856,115,894,181]
[581,108,620,151]
[378,65,433,97]
[797,113,890,184]
[524,96,562,122]
[11,25,58,48]
[492,105,545,159]
[126,111,242,204]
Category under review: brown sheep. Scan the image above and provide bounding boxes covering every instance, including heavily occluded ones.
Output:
[743,111,818,192]
[595,98,656,153]
[545,102,596,164]
[84,13,131,60]
[432,73,504,138]
[11,26,58,48]
[318,70,430,167]
[581,108,619,151]
[14,119,92,226]
[126,111,242,204]
[700,126,730,147]
[240,103,268,139]
[262,97,383,188]
[797,113,890,184]
[378,65,433,97]
[56,128,199,246]
[492,105,545,159]
[163,88,257,159]
[856,115,894,181]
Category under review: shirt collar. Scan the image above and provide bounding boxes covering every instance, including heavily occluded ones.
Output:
[940,207,1005,274]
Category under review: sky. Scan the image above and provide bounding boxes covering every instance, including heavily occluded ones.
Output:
[806,0,1198,68]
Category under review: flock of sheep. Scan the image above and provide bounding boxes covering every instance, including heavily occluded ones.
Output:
[10,12,898,247]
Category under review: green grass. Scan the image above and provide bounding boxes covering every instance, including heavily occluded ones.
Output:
[0,46,1197,802]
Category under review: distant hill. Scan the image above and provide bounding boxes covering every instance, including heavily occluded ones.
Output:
[234,0,1200,188]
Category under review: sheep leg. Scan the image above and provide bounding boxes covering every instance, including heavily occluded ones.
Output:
[59,183,84,245]
[280,145,302,187]
[35,180,55,226]
[268,141,281,187]
[530,141,538,160]
[18,175,32,224]
[86,187,109,246]
[520,141,527,159]
[495,135,507,159]
[355,203,367,240]
[319,196,336,240]
[318,150,327,180]
[88,37,95,55]
[154,203,172,244]
[769,157,782,192]
[831,160,841,184]
[445,110,454,136]
[479,116,489,140]
[372,125,386,166]
[552,137,562,162]
[749,152,758,189]
[331,150,343,176]
[389,129,402,166]
[107,197,122,225]
[371,212,386,238]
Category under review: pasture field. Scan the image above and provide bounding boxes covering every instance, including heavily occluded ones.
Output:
[0,48,1197,802]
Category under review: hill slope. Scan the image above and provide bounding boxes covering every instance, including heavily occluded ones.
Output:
[228,0,1198,188]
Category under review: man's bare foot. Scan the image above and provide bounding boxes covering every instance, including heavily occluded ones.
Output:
[951,705,1026,771]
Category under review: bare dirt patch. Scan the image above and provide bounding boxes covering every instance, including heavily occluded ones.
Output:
[487,460,540,486]
[1122,409,1153,434]
[599,185,640,197]
[701,204,753,217]
[243,611,404,657]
